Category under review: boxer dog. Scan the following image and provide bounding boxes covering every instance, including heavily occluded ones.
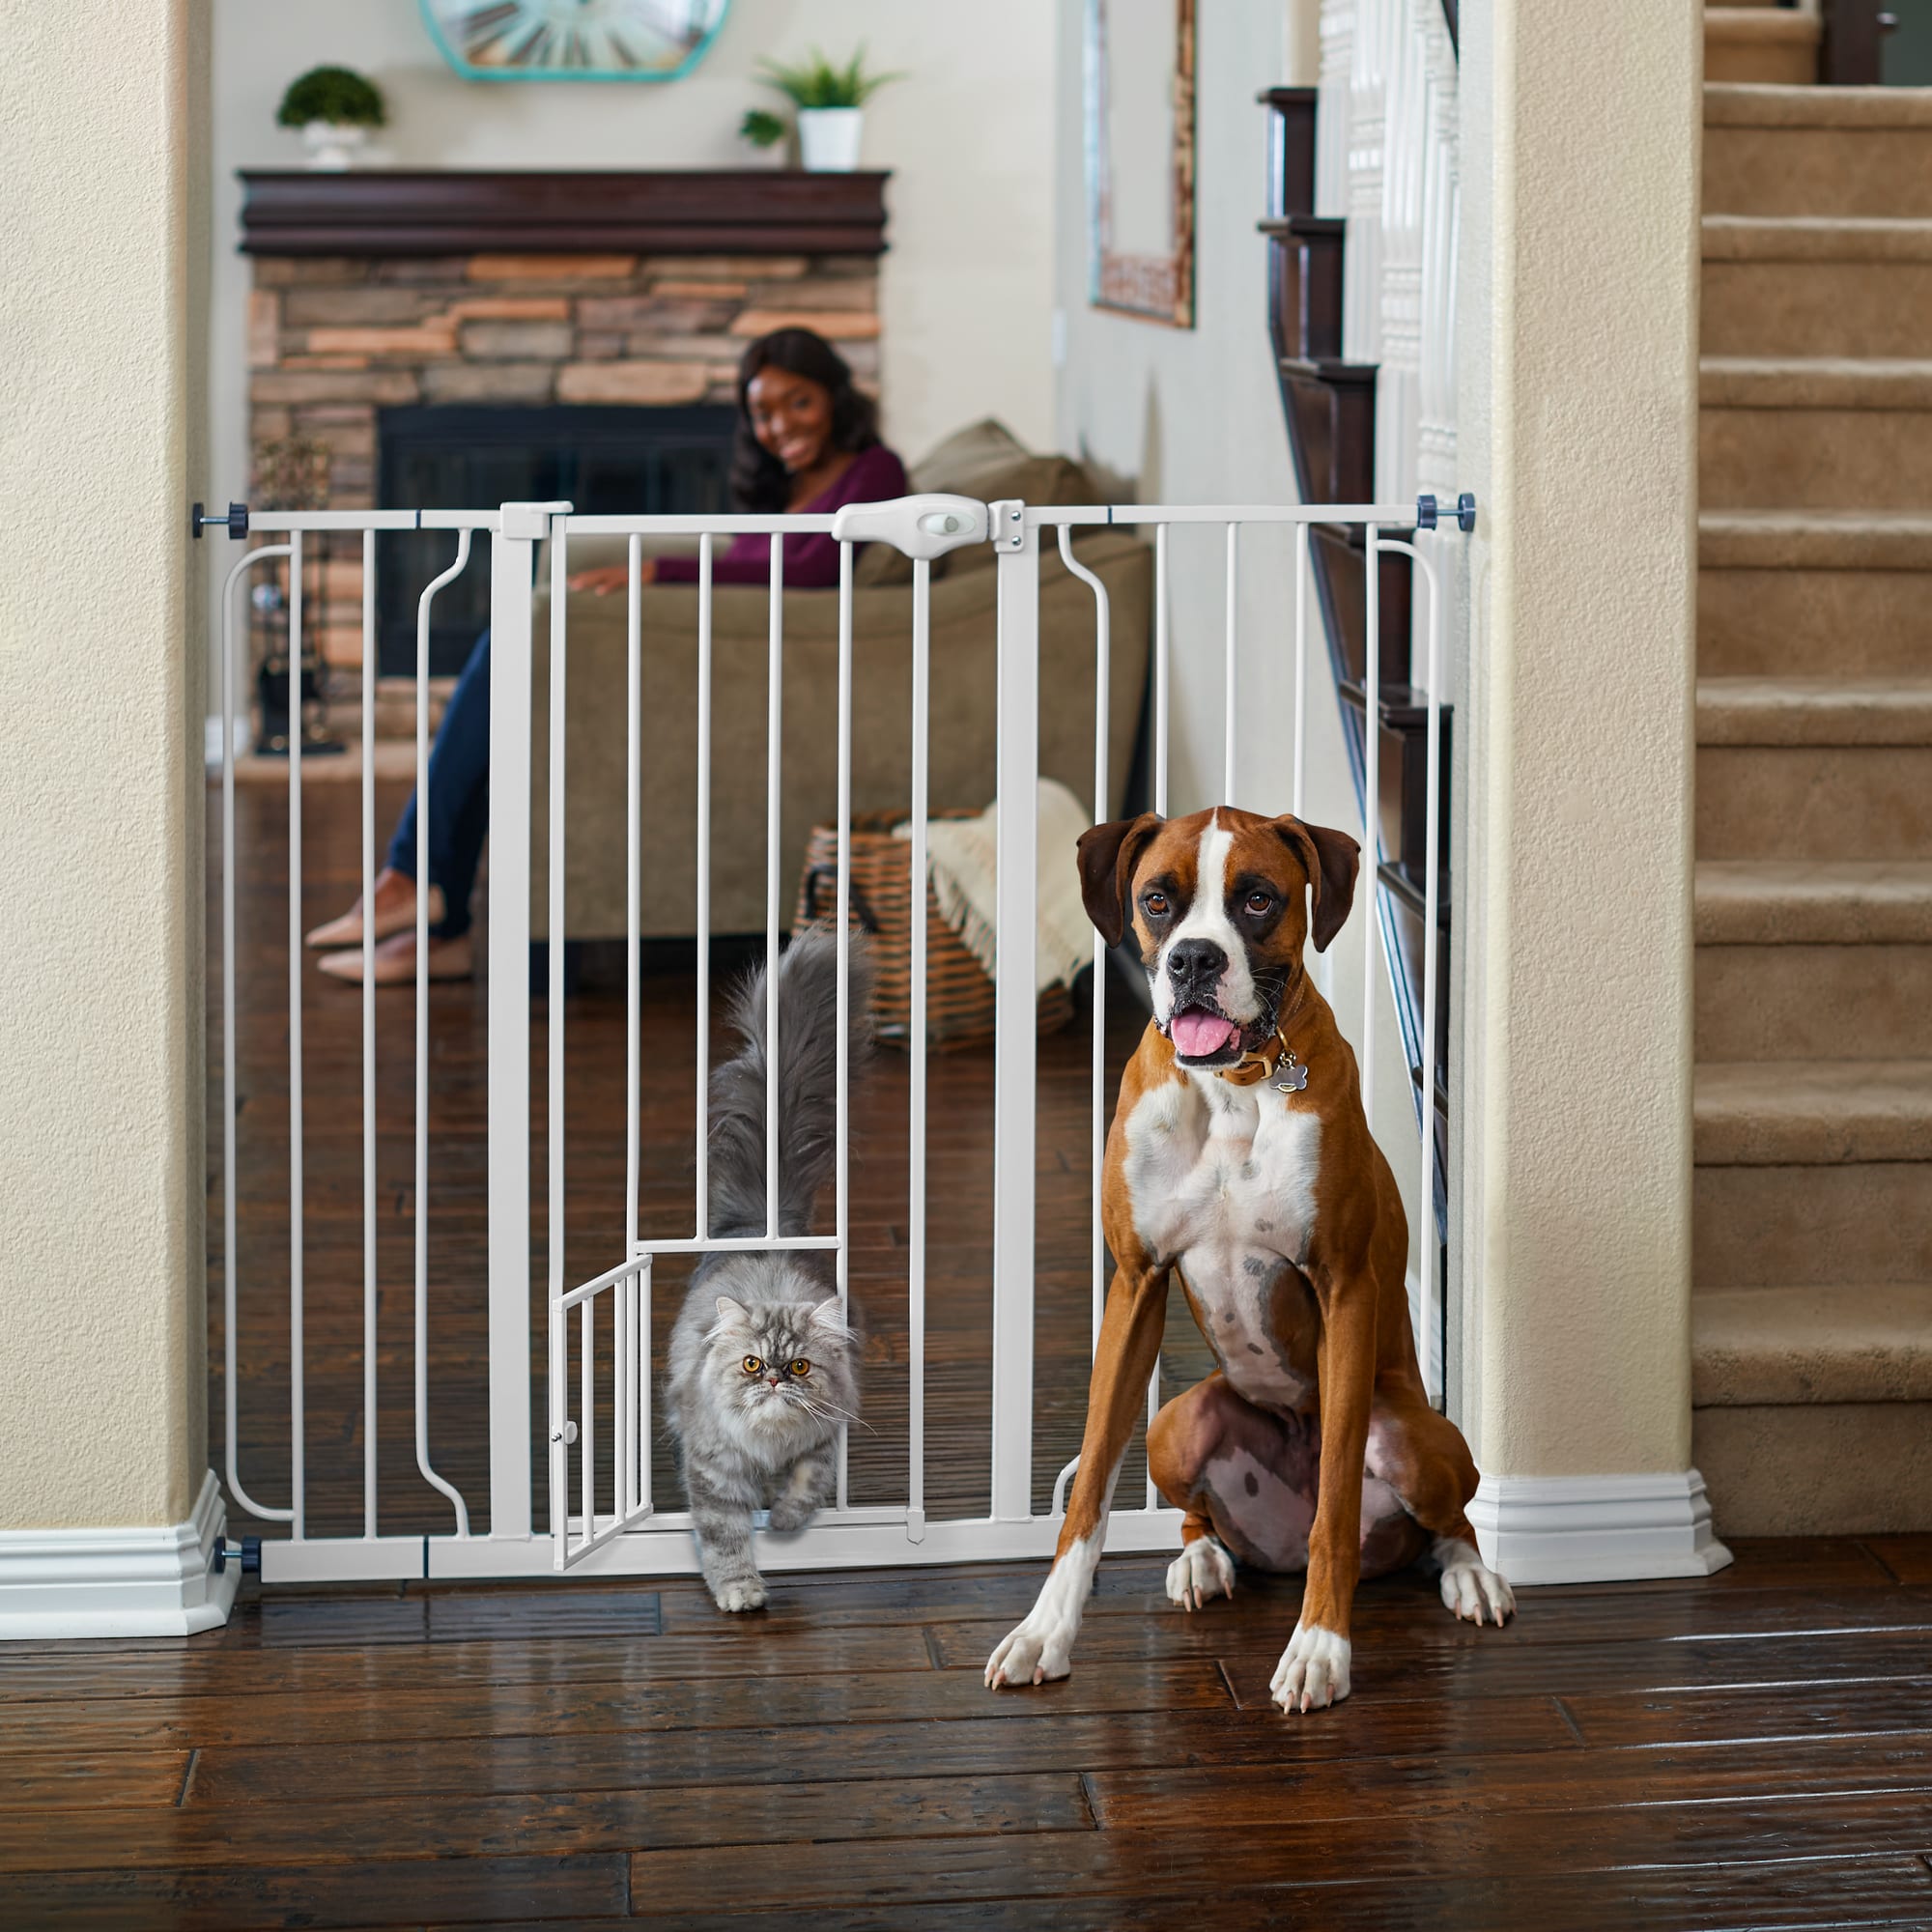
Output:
[986,807,1513,1712]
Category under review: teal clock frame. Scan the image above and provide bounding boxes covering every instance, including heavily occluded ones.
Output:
[417,0,731,83]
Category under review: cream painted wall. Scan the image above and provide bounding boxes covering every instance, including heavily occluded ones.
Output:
[0,0,209,1529]
[1052,0,1429,1276]
[204,0,1057,575]
[1453,0,1701,1476]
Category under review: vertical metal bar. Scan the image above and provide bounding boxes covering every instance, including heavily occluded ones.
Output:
[623,532,641,1520]
[695,534,713,1241]
[765,535,782,1241]
[360,529,378,1540]
[1293,521,1310,818]
[908,555,931,1540]
[288,532,305,1543]
[1052,527,1110,1356]
[1417,552,1443,1408]
[549,522,568,1492]
[549,1279,564,1568]
[1152,523,1170,816]
[990,509,1039,1521]
[1362,526,1379,1125]
[1051,522,1113,1352]
[1223,522,1239,804]
[835,540,853,1511]
[639,1258,653,1513]
[580,1295,593,1550]
[488,516,537,1545]
[416,533,471,1535]
[220,547,294,1524]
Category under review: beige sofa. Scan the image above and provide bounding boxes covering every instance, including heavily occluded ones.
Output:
[529,422,1151,941]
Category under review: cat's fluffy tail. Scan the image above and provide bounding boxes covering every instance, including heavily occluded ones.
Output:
[705,924,874,1241]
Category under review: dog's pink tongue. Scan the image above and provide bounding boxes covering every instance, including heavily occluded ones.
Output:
[1172,1010,1236,1058]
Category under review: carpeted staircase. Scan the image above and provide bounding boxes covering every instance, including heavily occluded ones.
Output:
[1694,37,1932,1532]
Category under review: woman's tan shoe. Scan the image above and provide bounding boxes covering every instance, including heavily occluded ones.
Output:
[317,929,472,985]
[304,877,442,950]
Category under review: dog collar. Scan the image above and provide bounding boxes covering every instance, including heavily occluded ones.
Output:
[1217,1027,1307,1092]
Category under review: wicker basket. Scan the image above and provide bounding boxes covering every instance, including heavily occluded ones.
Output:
[793,810,1074,1052]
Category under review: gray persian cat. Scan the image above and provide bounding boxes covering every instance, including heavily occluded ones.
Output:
[666,925,870,1612]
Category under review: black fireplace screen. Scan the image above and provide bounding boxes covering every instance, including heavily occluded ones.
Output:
[375,403,737,678]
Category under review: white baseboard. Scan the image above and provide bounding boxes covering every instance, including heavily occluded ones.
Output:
[0,1470,239,1640]
[1469,1468,1733,1586]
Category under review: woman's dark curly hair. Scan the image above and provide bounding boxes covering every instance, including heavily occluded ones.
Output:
[729,327,879,512]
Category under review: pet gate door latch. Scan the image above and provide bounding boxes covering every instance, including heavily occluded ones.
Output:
[831,493,989,561]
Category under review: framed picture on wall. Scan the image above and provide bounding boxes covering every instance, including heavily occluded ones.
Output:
[1085,0,1197,328]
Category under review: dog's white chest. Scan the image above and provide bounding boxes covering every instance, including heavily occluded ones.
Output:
[1122,1075,1321,1411]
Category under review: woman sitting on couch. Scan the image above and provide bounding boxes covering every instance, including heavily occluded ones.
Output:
[308,327,909,983]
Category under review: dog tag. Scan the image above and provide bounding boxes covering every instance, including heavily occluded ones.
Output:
[1275,1053,1309,1094]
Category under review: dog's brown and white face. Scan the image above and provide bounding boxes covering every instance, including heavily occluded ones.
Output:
[1077,807,1362,1070]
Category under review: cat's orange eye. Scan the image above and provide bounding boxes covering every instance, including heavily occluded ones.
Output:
[789,1359,810,1377]
[742,1356,763,1376]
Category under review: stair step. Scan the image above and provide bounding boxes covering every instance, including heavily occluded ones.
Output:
[1704,217,1932,355]
[1708,84,1932,130]
[1706,84,1932,219]
[1699,739,1932,860]
[1699,507,1932,570]
[1693,1284,1932,1406]
[1694,1058,1932,1164]
[1702,355,1932,409]
[1696,675,1932,747]
[1705,6,1819,86]
[1697,1151,1932,1278]
[1700,357,1932,510]
[1697,860,1932,943]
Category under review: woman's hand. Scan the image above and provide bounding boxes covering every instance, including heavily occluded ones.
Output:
[567,559,655,596]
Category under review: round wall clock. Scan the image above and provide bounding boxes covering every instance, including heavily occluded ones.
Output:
[419,0,731,82]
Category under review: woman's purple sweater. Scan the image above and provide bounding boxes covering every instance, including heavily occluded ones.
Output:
[655,444,911,588]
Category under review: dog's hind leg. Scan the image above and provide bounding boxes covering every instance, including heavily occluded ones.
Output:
[1148,1375,1323,1605]
[1366,1390,1516,1627]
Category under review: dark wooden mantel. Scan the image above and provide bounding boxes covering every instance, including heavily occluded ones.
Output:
[239,169,891,257]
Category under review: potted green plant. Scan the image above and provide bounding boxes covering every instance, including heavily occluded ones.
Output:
[755,47,900,173]
[276,66,386,173]
[738,107,790,166]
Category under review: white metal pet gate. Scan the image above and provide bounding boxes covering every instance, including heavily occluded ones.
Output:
[212,491,1455,1584]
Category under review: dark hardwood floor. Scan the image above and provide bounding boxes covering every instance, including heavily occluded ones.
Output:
[7,781,1930,1927]
[6,1539,1932,1925]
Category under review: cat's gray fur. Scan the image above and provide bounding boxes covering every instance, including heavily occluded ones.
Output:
[665,925,871,1612]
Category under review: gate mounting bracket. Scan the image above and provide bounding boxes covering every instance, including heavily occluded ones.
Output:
[192,501,249,541]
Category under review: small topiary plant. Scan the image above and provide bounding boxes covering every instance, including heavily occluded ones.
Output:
[276,66,386,130]
[739,107,788,150]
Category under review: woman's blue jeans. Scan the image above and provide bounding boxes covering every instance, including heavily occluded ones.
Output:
[386,628,490,940]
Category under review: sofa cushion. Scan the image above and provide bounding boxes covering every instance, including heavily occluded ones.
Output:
[909,417,1030,494]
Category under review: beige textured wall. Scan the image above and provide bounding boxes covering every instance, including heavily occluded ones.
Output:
[1454,0,1702,1473]
[0,0,209,1529]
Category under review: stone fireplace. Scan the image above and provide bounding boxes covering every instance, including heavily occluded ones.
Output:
[240,170,888,678]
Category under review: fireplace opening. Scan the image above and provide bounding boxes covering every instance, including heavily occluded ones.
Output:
[375,403,737,678]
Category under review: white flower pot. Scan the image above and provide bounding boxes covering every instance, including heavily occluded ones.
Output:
[302,122,369,172]
[797,108,864,173]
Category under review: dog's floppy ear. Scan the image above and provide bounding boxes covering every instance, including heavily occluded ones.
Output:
[1076,813,1163,949]
[1270,815,1361,952]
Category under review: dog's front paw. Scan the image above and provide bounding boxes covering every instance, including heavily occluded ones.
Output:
[712,1575,768,1614]
[1434,1538,1515,1627]
[984,1613,1075,1688]
[1166,1535,1236,1611]
[1270,1621,1351,1714]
